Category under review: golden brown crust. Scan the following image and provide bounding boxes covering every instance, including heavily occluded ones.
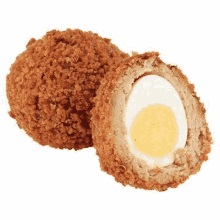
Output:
[91,52,213,191]
[6,29,129,150]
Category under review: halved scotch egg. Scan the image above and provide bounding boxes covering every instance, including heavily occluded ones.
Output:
[91,52,213,191]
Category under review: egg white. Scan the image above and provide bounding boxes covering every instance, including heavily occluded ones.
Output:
[125,75,187,167]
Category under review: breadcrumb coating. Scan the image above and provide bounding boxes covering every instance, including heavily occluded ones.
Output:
[91,52,213,191]
[6,29,128,150]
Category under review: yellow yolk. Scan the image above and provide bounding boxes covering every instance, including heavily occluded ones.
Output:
[130,105,178,158]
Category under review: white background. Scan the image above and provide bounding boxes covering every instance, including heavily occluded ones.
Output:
[0,1,219,220]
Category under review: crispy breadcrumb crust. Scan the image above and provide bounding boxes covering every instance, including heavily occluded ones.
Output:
[6,29,128,150]
[91,52,213,191]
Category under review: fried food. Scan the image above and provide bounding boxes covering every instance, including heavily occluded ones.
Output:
[6,29,128,150]
[91,52,213,191]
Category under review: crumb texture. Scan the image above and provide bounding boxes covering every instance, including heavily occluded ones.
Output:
[6,29,128,150]
[91,52,213,191]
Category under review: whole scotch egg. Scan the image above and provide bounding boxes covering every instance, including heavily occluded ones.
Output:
[91,52,213,191]
[6,29,128,151]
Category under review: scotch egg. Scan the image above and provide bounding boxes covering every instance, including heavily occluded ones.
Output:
[6,29,129,151]
[91,52,213,191]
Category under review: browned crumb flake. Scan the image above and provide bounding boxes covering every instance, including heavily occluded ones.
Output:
[91,52,213,191]
[6,29,128,150]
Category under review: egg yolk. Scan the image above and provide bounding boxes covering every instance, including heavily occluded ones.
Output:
[130,105,178,158]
